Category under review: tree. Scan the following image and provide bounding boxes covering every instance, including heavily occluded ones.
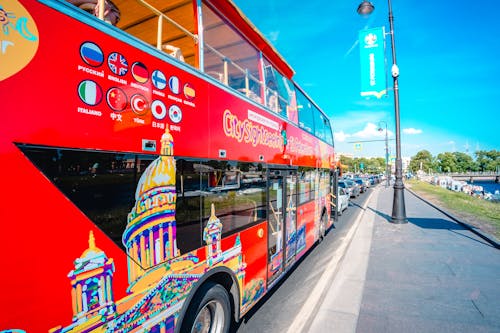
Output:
[475,150,500,171]
[437,152,457,173]
[338,155,386,174]
[409,150,435,173]
[453,152,477,172]
[340,155,353,173]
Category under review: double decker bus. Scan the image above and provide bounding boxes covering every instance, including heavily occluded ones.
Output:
[0,0,336,332]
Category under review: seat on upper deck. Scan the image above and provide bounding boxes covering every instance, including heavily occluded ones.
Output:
[67,0,120,25]
[163,44,185,62]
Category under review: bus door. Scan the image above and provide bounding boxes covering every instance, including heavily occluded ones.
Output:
[267,168,297,285]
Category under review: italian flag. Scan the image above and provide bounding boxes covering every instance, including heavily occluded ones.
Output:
[78,80,102,106]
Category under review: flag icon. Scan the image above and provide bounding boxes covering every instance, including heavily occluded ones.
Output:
[78,80,102,106]
[168,76,180,94]
[183,83,195,100]
[108,52,128,76]
[152,69,167,90]
[151,100,167,120]
[131,94,149,115]
[131,62,149,83]
[169,105,182,123]
[80,41,103,67]
[106,87,127,111]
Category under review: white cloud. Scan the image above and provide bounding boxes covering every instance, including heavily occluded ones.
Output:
[403,128,422,135]
[334,131,351,142]
[352,123,393,139]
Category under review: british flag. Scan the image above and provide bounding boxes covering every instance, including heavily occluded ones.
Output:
[108,52,128,76]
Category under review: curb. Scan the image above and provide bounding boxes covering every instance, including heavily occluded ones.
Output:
[406,187,500,250]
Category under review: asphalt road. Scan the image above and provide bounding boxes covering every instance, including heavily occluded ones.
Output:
[233,186,375,332]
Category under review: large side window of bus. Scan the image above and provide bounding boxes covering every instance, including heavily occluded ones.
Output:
[298,167,316,204]
[296,89,315,135]
[313,110,334,145]
[313,108,328,142]
[319,169,331,198]
[263,61,292,119]
[200,160,267,237]
[201,2,262,103]
[175,159,203,253]
[323,117,334,146]
[17,145,156,251]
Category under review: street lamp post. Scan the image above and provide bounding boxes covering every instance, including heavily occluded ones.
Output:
[358,0,407,223]
[378,121,390,187]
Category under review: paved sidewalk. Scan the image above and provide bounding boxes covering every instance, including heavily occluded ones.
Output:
[309,185,500,333]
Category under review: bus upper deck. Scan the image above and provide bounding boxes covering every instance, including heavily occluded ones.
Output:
[64,0,334,145]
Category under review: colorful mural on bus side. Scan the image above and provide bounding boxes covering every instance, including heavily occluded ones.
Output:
[0,1,333,331]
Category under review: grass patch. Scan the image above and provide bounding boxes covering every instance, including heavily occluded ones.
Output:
[407,179,500,238]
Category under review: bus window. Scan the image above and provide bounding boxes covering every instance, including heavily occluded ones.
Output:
[175,159,203,253]
[296,89,315,134]
[17,145,156,252]
[298,167,316,204]
[264,62,290,118]
[313,108,327,141]
[324,117,334,146]
[201,160,267,237]
[202,2,261,97]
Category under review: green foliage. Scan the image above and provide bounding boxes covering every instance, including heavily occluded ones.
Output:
[437,152,457,173]
[453,152,478,172]
[409,150,435,173]
[476,150,500,172]
[339,155,387,174]
[410,149,498,173]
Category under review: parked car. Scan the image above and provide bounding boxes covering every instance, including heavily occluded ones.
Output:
[337,187,349,215]
[338,180,351,197]
[339,179,360,198]
[353,177,367,193]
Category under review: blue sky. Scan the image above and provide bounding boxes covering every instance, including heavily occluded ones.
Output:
[233,0,499,159]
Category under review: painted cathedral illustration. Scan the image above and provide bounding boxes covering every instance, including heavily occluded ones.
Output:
[50,128,248,333]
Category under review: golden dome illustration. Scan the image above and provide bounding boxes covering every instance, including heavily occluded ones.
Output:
[134,128,175,200]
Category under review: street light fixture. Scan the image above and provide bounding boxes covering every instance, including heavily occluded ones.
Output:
[378,121,390,187]
[358,0,407,224]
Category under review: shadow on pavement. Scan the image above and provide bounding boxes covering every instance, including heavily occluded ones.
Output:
[408,217,493,246]
[408,217,466,230]
[368,206,494,248]
[367,206,391,222]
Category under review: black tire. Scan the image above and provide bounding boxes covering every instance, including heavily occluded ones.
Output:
[181,281,232,333]
[318,213,327,241]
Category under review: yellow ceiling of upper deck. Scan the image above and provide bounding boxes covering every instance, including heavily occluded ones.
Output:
[114,0,196,66]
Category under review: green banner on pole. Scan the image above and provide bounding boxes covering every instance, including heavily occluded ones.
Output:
[359,27,387,99]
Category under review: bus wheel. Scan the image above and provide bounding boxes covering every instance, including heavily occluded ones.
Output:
[319,213,327,241]
[182,281,231,333]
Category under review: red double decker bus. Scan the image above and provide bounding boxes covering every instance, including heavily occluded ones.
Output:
[0,0,336,332]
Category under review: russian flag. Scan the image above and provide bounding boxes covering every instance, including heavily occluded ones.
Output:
[78,80,103,106]
[80,42,104,67]
[132,62,149,84]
